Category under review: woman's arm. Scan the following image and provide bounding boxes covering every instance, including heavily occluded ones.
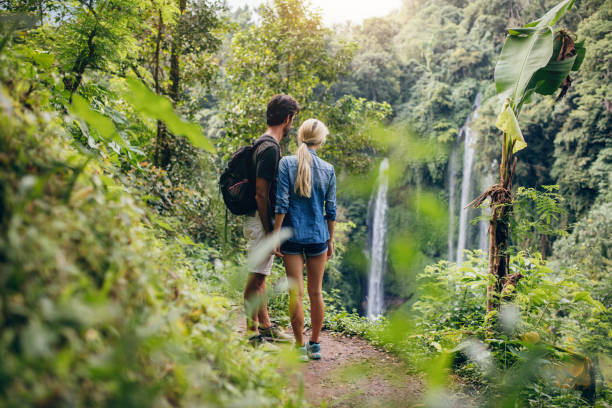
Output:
[272,213,286,257]
[273,159,291,257]
[325,168,337,259]
[273,213,286,234]
[326,220,335,259]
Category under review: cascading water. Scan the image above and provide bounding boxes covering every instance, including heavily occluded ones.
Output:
[447,144,458,263]
[455,93,482,265]
[366,158,389,319]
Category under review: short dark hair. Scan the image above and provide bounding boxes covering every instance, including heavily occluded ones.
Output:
[266,94,299,126]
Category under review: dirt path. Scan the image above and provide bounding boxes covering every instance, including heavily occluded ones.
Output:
[297,330,423,407]
[234,309,422,407]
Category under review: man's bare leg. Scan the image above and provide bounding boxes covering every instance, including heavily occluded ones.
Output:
[244,273,270,333]
[257,279,272,329]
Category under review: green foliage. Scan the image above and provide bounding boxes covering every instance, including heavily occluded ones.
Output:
[52,0,148,94]
[122,77,214,152]
[495,22,555,109]
[552,201,612,314]
[223,0,351,145]
[0,5,302,405]
[494,0,578,111]
[70,93,124,146]
[331,17,402,104]
[511,185,568,254]
[1,0,610,406]
[0,100,300,407]
[550,0,612,219]
[221,0,390,172]
[323,249,611,406]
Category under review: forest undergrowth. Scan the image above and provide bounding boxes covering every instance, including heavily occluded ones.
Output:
[1,0,610,407]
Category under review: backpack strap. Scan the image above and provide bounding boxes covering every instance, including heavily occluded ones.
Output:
[252,136,276,151]
[250,136,278,169]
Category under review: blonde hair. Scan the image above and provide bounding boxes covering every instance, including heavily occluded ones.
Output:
[295,118,328,198]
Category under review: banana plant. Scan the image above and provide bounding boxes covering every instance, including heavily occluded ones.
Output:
[471,0,586,315]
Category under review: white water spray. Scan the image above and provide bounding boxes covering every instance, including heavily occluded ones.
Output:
[367,158,389,319]
[447,139,459,262]
[456,93,482,265]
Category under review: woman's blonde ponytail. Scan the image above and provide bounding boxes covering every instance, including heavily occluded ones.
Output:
[294,119,328,198]
[295,142,312,198]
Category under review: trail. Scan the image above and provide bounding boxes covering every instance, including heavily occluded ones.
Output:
[297,330,423,408]
[236,312,423,407]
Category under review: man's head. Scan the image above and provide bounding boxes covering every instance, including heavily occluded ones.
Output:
[266,94,299,138]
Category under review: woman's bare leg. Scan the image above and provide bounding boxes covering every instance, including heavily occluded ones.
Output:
[306,253,326,343]
[284,254,305,345]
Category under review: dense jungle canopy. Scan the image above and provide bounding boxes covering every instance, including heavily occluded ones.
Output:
[0,0,610,406]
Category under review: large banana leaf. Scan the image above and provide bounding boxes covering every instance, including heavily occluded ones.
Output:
[494,0,576,107]
[494,27,554,105]
[525,34,585,97]
[527,56,576,96]
[524,0,576,28]
[572,41,586,71]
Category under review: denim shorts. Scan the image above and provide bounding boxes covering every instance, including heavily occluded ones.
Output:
[280,240,328,257]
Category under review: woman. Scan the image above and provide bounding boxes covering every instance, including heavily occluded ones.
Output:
[273,118,336,361]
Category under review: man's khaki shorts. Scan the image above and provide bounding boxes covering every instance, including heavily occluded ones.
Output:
[244,213,274,275]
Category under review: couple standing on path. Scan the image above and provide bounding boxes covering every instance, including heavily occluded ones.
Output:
[243,94,336,361]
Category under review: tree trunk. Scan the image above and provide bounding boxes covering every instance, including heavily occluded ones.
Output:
[486,191,511,312]
[168,0,186,103]
[66,26,98,100]
[473,133,523,316]
[157,0,186,169]
[153,8,166,168]
[487,147,523,315]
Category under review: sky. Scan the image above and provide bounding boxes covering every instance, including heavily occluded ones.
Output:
[226,0,403,26]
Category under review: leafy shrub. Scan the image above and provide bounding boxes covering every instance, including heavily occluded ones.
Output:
[0,89,300,407]
[322,249,611,406]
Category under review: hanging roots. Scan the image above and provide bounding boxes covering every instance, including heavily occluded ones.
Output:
[466,183,512,209]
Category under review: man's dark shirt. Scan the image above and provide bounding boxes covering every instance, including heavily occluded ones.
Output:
[252,134,281,221]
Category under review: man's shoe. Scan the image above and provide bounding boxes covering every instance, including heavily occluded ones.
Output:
[259,325,292,343]
[307,341,321,360]
[248,334,264,346]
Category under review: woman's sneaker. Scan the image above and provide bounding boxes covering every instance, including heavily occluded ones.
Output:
[298,344,309,362]
[307,341,321,360]
[259,325,292,343]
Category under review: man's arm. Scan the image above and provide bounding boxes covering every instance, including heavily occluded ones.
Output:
[255,177,271,233]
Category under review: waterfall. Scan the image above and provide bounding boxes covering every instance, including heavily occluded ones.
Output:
[455,93,482,265]
[447,138,459,262]
[366,158,389,319]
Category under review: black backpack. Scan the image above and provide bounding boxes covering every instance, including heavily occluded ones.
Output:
[219,139,271,215]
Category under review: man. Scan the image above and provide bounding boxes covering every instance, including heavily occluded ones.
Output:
[244,94,299,344]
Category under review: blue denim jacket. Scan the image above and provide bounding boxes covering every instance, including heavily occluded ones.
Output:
[275,149,336,244]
